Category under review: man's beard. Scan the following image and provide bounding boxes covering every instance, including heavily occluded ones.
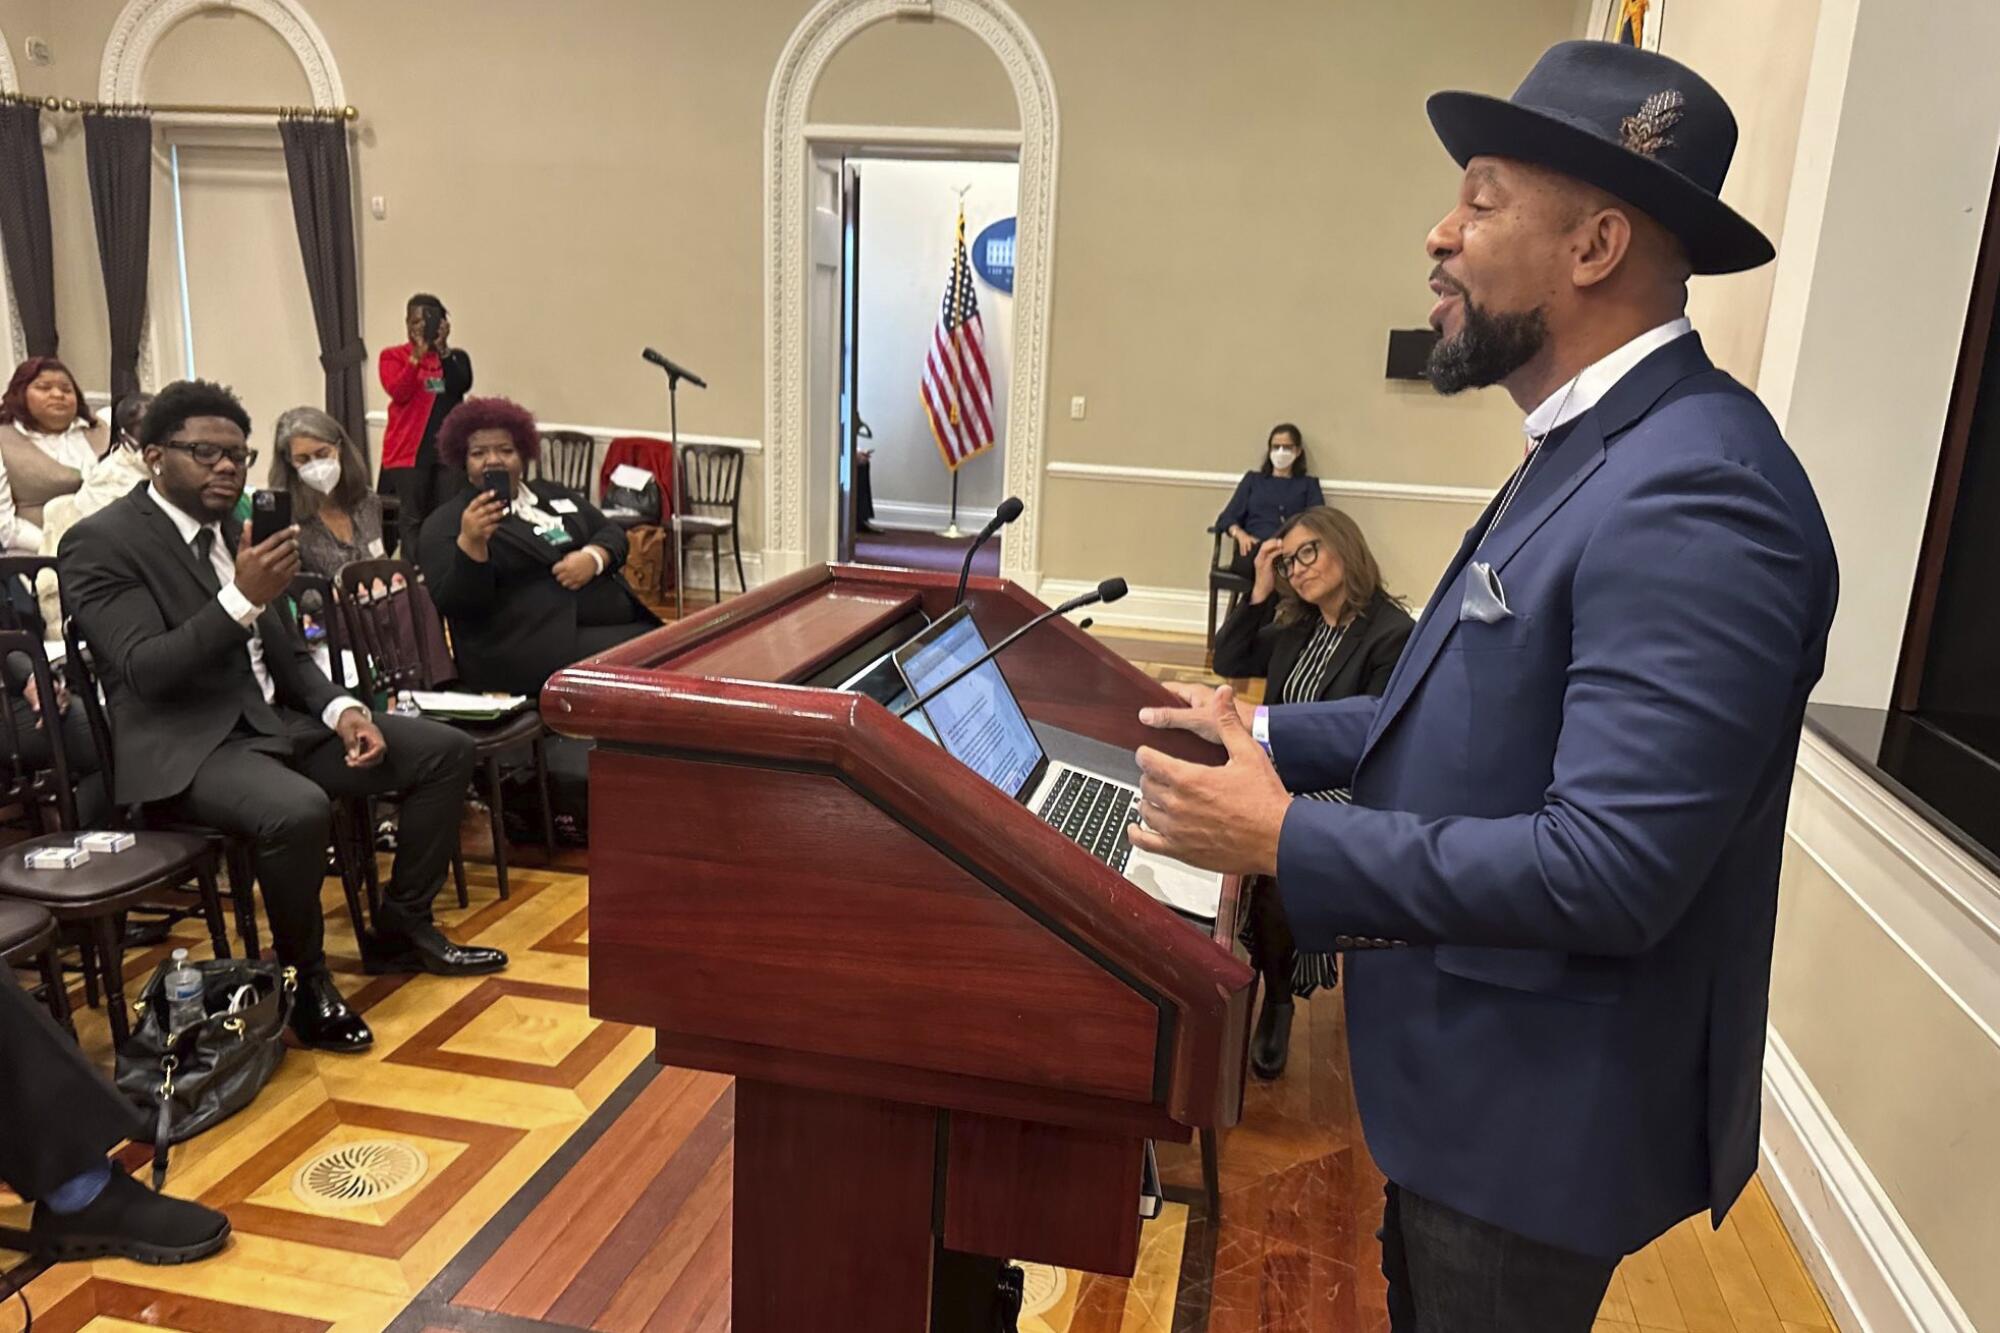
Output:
[1426,296,1549,395]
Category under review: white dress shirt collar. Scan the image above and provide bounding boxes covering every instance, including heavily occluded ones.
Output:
[147,482,221,547]
[1521,317,1694,440]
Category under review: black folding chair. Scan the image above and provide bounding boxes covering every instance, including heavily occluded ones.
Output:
[671,443,747,617]
[535,430,597,500]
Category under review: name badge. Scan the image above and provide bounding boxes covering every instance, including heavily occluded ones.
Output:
[550,498,579,515]
[536,522,574,547]
[366,538,385,558]
[423,376,445,394]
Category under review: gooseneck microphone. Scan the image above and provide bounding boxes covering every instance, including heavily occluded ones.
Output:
[641,347,708,390]
[898,579,1127,719]
[952,496,1025,606]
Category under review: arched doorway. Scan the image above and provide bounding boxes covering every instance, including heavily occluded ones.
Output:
[764,0,1058,590]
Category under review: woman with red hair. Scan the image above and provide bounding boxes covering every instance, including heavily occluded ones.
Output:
[0,358,110,548]
[417,396,656,696]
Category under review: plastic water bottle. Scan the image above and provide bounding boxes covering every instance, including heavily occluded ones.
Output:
[163,949,204,1035]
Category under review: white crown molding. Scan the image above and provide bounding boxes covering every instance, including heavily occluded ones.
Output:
[1761,1027,1975,1333]
[100,0,346,109]
[1039,578,1209,635]
[1043,460,1493,508]
[359,409,761,457]
[765,0,1058,586]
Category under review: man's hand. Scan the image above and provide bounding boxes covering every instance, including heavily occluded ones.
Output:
[1129,686,1290,876]
[335,708,387,768]
[457,491,506,562]
[552,550,599,590]
[1138,680,1256,744]
[235,524,301,606]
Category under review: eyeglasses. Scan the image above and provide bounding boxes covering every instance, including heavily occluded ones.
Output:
[1274,540,1323,580]
[161,440,258,470]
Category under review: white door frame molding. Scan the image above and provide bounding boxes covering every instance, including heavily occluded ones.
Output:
[99,0,346,113]
[764,0,1058,589]
[0,24,24,373]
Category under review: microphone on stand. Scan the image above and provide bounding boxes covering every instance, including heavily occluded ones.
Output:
[641,347,708,390]
[952,496,1024,607]
[898,578,1127,719]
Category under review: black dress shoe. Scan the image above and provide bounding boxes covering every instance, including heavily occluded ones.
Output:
[364,921,507,978]
[1250,996,1293,1081]
[31,1168,230,1265]
[289,970,374,1053]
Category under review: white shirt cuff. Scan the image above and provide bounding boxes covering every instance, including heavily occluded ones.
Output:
[584,546,606,575]
[323,697,368,730]
[1253,705,1272,755]
[218,582,260,626]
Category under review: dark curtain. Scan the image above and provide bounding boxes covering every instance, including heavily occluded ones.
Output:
[279,115,366,442]
[0,100,59,357]
[83,111,153,401]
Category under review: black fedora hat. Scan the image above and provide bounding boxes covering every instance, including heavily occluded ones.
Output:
[1427,41,1773,275]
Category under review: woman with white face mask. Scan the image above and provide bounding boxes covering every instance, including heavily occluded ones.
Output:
[1211,422,1326,578]
[272,406,386,579]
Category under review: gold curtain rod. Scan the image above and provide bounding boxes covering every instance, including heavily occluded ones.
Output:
[0,91,357,121]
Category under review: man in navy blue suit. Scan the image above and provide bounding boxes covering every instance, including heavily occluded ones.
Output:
[1129,42,1838,1331]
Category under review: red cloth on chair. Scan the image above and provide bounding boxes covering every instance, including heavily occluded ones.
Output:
[599,436,676,514]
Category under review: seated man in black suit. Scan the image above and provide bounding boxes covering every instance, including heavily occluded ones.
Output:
[58,379,505,1054]
[2,974,229,1263]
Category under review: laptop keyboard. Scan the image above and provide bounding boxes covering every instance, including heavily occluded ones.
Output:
[1035,769,1136,874]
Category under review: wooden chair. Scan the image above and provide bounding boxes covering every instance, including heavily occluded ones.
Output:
[535,430,597,500]
[0,630,230,1048]
[0,897,73,1036]
[335,559,554,902]
[1206,531,1252,660]
[672,443,747,618]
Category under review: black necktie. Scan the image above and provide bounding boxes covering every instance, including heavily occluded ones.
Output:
[190,528,223,595]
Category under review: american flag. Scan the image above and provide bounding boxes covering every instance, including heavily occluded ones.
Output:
[920,208,996,471]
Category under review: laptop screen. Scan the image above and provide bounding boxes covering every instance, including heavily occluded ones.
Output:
[893,608,1047,801]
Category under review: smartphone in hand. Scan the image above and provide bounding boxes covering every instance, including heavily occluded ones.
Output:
[482,468,513,507]
[249,488,292,545]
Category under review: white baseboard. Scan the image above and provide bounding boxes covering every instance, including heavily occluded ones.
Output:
[871,499,999,533]
[1760,1028,1974,1333]
[676,546,764,595]
[1039,578,1210,635]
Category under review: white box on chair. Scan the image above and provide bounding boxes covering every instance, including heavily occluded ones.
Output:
[75,831,136,854]
[24,846,91,870]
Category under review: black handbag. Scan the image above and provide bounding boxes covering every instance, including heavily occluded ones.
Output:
[603,474,662,523]
[115,958,295,1187]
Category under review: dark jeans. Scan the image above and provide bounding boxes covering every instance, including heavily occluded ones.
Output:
[381,465,428,560]
[160,714,475,973]
[1381,1183,1618,1332]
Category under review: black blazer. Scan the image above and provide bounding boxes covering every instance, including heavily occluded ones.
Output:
[1212,587,1414,702]
[418,478,657,695]
[58,483,342,805]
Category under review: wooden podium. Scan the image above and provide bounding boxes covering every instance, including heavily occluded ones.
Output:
[544,563,1255,1332]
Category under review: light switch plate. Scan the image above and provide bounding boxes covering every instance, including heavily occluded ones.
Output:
[1070,396,1086,420]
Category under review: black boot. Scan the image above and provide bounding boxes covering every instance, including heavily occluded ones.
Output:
[1250,995,1293,1080]
[30,1168,230,1265]
[289,969,373,1053]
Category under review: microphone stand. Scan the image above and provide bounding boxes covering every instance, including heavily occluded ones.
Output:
[897,587,1119,720]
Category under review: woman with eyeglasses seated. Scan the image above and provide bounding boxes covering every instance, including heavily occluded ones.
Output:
[0,358,111,553]
[1211,505,1414,1080]
[270,407,386,580]
[418,396,658,698]
[1211,422,1325,578]
[33,393,154,630]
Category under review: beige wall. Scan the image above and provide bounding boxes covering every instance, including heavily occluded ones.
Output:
[0,0,1818,606]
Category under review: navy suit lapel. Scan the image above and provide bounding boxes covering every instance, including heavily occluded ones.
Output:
[1359,332,1715,761]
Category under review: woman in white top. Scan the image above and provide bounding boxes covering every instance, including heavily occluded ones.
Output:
[0,358,110,551]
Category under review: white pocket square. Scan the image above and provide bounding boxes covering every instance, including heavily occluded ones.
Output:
[1460,560,1513,624]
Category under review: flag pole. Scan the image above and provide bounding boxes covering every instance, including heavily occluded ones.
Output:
[941,185,974,540]
[943,471,964,539]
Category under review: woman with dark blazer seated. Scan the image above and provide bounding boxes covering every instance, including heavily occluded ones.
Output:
[418,396,658,697]
[1212,505,1413,1080]
[1211,422,1325,578]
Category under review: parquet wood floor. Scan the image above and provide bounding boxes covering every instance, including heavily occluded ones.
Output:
[0,628,1840,1333]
